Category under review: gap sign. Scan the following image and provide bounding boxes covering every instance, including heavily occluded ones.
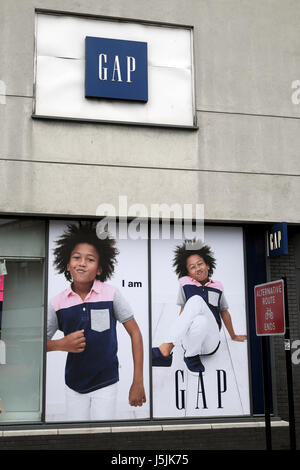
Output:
[268,222,288,258]
[85,36,148,102]
[254,280,285,336]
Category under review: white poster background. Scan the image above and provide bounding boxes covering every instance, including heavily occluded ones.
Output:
[151,225,250,418]
[46,220,150,422]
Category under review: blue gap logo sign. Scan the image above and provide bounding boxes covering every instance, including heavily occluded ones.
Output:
[85,36,148,102]
[268,222,288,257]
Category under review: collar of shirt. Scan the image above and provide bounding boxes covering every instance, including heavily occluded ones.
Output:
[65,279,102,301]
[186,276,216,288]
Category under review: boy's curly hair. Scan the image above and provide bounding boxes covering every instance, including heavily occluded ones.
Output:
[53,221,119,282]
[173,240,216,278]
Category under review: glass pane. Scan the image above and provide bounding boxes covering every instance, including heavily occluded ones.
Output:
[0,259,44,422]
[0,219,45,258]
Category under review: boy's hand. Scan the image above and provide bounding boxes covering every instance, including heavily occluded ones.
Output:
[129,382,146,407]
[231,334,247,342]
[61,330,86,353]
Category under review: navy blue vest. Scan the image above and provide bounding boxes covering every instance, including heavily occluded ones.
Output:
[181,282,223,330]
[56,300,118,394]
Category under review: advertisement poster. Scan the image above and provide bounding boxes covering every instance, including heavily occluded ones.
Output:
[45,220,150,422]
[46,220,250,422]
[151,225,250,418]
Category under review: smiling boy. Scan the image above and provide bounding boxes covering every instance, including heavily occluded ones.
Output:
[152,241,247,372]
[47,222,146,421]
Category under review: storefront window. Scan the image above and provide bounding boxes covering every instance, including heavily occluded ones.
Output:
[0,219,45,423]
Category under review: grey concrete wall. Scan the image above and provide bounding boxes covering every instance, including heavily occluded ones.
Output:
[0,0,299,222]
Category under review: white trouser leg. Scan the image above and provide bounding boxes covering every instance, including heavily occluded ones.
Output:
[90,382,118,420]
[65,382,118,421]
[65,385,91,421]
[165,295,220,356]
[183,314,220,356]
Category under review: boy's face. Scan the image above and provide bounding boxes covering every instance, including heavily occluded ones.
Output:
[186,254,210,284]
[67,243,102,284]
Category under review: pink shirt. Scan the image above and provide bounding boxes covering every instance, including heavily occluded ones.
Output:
[177,276,229,310]
[51,279,116,312]
[179,276,224,291]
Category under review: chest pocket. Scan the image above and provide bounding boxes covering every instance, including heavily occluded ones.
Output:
[90,309,110,333]
[208,290,220,307]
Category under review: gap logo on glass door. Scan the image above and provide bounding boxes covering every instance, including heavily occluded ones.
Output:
[85,36,148,102]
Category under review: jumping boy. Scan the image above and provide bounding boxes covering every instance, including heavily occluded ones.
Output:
[152,241,247,373]
[47,222,146,421]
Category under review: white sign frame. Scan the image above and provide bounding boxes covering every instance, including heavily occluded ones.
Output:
[33,11,197,129]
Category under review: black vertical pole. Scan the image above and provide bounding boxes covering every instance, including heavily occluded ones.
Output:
[261,335,272,450]
[282,277,296,451]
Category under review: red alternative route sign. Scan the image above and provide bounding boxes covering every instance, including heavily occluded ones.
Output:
[254,279,285,336]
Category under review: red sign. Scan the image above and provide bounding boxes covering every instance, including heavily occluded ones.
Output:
[254,280,285,336]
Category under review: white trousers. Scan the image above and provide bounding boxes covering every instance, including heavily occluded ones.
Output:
[65,382,118,421]
[166,295,221,357]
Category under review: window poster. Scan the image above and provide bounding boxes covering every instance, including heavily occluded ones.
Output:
[151,225,250,418]
[46,220,150,422]
[46,219,250,423]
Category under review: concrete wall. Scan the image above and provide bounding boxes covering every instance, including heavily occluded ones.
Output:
[0,0,299,222]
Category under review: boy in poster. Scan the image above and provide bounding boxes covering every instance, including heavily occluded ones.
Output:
[47,221,146,421]
[152,241,247,372]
